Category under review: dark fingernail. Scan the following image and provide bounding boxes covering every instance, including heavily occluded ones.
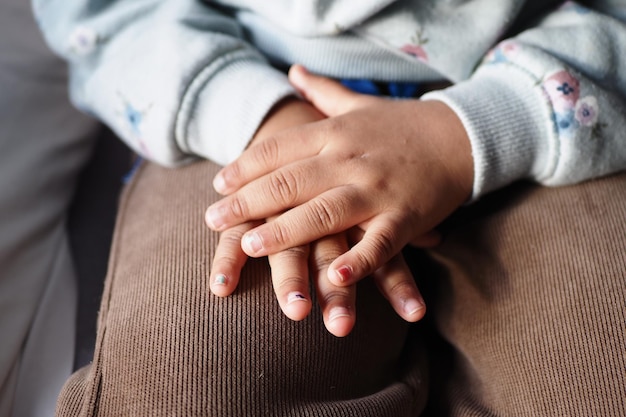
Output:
[214,274,228,286]
[287,292,308,304]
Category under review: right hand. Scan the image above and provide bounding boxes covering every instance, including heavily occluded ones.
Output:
[208,97,426,336]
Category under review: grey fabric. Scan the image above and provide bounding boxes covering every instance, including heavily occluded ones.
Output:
[0,0,100,415]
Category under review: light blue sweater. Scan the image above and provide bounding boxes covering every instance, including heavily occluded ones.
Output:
[33,0,626,199]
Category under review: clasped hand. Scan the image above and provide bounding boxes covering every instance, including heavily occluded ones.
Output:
[206,65,473,337]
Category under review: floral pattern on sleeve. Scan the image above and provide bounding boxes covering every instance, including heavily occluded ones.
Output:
[116,93,153,158]
[483,40,520,65]
[400,29,429,63]
[542,70,600,138]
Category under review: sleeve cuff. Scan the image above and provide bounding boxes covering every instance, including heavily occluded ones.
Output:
[422,64,556,200]
[179,58,297,166]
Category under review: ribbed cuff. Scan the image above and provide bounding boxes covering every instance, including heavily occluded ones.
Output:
[179,57,297,166]
[423,64,555,200]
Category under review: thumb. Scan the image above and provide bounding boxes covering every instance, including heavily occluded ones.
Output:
[288,64,363,117]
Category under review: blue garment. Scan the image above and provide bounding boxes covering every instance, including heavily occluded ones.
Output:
[341,79,420,98]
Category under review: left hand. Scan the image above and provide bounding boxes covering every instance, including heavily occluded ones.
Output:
[205,65,474,286]
[209,221,426,336]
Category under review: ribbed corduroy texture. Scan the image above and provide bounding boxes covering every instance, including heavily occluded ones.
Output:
[56,159,427,417]
[426,173,626,416]
[56,158,626,416]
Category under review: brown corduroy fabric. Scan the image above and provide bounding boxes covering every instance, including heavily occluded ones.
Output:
[424,172,626,416]
[56,159,427,417]
[56,157,626,416]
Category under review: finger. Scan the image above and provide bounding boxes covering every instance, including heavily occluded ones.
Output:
[328,215,410,286]
[240,186,372,257]
[268,243,312,321]
[209,222,259,297]
[372,254,426,322]
[347,225,441,251]
[288,65,369,117]
[207,157,342,231]
[310,233,356,337]
[212,124,325,194]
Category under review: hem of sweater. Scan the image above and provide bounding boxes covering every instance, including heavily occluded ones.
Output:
[422,63,556,200]
[178,54,297,166]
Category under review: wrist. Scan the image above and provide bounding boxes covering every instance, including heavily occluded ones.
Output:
[421,100,474,204]
[252,98,325,145]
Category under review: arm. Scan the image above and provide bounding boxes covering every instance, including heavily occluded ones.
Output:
[421,1,626,199]
[203,1,626,285]
[31,0,297,166]
[206,66,471,288]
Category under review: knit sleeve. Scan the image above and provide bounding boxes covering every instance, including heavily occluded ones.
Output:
[32,0,297,166]
[422,2,626,199]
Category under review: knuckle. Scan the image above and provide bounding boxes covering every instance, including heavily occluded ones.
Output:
[214,228,247,266]
[311,251,339,273]
[228,196,249,219]
[355,231,397,275]
[307,196,343,232]
[278,245,310,261]
[320,289,349,306]
[219,229,244,246]
[224,160,243,184]
[269,222,291,247]
[372,231,396,259]
[214,252,240,269]
[256,137,280,168]
[386,279,417,299]
[268,170,299,205]
[274,275,306,294]
[353,250,378,277]
[311,239,345,273]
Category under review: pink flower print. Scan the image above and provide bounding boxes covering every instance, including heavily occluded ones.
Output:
[575,96,599,127]
[544,70,580,112]
[116,93,153,158]
[484,40,519,64]
[401,44,428,62]
[499,40,519,57]
[400,29,429,63]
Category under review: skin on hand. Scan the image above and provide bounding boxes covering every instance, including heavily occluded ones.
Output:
[206,65,474,290]
[208,97,427,336]
[209,98,328,325]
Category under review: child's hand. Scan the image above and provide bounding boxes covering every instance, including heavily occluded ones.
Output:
[208,97,426,336]
[209,220,357,337]
[206,65,474,287]
[210,221,426,336]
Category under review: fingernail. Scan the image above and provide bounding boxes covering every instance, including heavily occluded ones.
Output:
[214,274,228,286]
[206,206,225,230]
[243,232,263,254]
[287,292,308,304]
[404,299,425,316]
[213,174,227,193]
[328,306,351,322]
[333,265,353,283]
